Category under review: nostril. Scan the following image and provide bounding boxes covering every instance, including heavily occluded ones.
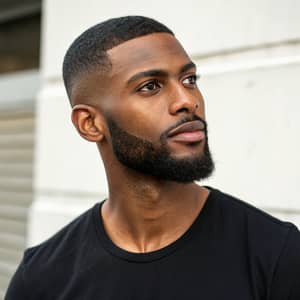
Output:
[177,108,189,113]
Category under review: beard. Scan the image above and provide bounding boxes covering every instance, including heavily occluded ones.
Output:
[106,115,215,183]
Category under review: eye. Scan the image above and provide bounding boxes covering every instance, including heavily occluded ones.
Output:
[138,80,161,93]
[182,74,199,87]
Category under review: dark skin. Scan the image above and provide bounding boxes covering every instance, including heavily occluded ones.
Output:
[71,33,210,253]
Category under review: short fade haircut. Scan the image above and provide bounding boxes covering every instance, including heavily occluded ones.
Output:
[62,16,174,102]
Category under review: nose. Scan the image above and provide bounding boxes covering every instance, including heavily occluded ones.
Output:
[168,84,204,116]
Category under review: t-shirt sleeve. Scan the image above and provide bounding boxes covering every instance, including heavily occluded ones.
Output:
[269,225,300,300]
[4,260,29,300]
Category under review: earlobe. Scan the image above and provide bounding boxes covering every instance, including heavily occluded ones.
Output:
[71,104,105,142]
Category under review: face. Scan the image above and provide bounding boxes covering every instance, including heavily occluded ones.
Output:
[97,33,214,182]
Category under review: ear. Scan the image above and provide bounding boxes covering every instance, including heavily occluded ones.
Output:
[71,104,105,142]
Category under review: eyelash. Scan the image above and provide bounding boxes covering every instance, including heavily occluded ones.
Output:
[183,74,199,85]
[137,74,199,93]
[137,80,161,93]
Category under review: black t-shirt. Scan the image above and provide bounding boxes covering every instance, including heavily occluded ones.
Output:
[5,188,300,299]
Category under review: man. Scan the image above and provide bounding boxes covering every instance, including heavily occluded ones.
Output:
[6,16,300,299]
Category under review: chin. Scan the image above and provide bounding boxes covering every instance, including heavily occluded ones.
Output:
[169,143,205,159]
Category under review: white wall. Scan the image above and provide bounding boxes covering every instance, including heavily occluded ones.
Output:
[0,70,39,299]
[199,44,300,213]
[28,0,300,246]
[41,0,300,79]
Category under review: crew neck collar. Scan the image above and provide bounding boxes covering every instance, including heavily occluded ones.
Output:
[92,186,216,263]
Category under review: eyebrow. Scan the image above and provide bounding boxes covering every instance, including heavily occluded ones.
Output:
[180,62,196,74]
[126,61,196,86]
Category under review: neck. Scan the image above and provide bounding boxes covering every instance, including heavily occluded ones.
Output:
[101,165,209,253]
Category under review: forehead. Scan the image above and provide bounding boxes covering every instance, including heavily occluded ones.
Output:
[107,33,192,79]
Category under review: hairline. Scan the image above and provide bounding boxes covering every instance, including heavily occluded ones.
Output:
[69,32,175,106]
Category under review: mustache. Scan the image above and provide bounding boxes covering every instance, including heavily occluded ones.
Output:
[160,115,208,140]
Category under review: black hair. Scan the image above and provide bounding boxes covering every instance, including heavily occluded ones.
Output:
[62,16,174,102]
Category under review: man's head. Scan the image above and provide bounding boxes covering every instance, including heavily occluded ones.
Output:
[63,16,214,183]
[63,16,174,102]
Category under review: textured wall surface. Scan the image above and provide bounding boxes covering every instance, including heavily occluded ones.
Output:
[0,70,38,299]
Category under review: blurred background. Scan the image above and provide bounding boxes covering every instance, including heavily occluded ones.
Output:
[0,0,299,297]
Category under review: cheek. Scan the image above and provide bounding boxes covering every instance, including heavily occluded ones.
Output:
[116,108,166,142]
[130,114,162,140]
[197,90,206,118]
[107,94,165,137]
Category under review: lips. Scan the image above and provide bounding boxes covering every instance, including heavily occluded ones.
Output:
[167,120,205,143]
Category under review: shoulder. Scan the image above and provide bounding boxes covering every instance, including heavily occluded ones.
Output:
[23,203,98,268]
[5,203,100,299]
[269,225,300,299]
[208,187,300,298]
[209,187,295,235]
[207,187,298,264]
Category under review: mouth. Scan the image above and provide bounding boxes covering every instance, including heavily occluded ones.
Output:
[167,120,205,143]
